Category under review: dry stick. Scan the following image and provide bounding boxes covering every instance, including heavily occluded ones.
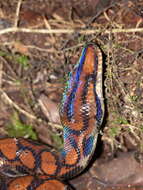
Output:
[0,90,63,129]
[0,56,37,124]
[43,16,55,43]
[0,56,18,79]
[0,27,143,35]
[14,0,23,27]
[0,63,8,135]
[0,62,3,88]
[0,87,63,129]
[0,89,37,120]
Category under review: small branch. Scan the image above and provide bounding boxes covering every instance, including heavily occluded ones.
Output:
[0,89,37,120]
[0,62,3,88]
[0,89,63,130]
[0,27,143,36]
[14,0,23,27]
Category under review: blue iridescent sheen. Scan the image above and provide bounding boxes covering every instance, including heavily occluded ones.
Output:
[63,126,71,140]
[83,136,94,157]
[62,127,78,149]
[61,149,67,157]
[69,134,78,149]
[66,47,87,120]
[62,127,78,158]
[95,94,102,124]
[60,47,88,118]
[61,72,73,106]
[63,125,85,136]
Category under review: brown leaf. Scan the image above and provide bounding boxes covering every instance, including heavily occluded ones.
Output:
[38,94,60,124]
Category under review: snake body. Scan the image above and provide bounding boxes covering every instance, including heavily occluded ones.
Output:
[0,44,104,190]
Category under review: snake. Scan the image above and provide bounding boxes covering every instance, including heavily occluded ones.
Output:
[0,43,104,190]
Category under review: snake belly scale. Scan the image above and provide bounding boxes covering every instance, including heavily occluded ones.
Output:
[0,44,104,190]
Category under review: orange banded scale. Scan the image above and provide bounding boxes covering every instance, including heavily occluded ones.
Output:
[0,44,104,190]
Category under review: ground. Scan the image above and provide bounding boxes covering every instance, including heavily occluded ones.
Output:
[0,0,143,189]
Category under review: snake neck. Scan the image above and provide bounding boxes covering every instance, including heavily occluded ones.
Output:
[58,44,104,178]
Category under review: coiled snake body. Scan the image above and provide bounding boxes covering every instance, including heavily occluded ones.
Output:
[0,44,104,190]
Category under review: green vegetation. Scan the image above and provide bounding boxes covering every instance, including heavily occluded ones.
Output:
[108,126,121,138]
[7,112,37,140]
[113,117,129,125]
[130,95,139,102]
[109,116,129,138]
[0,50,29,69]
[16,55,29,68]
[51,132,63,150]
[0,50,7,57]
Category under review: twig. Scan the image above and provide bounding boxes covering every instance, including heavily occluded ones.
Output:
[0,56,18,79]
[14,0,23,27]
[86,2,118,27]
[0,62,3,88]
[0,89,63,130]
[43,16,55,43]
[48,122,63,130]
[0,89,37,120]
[0,27,143,36]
